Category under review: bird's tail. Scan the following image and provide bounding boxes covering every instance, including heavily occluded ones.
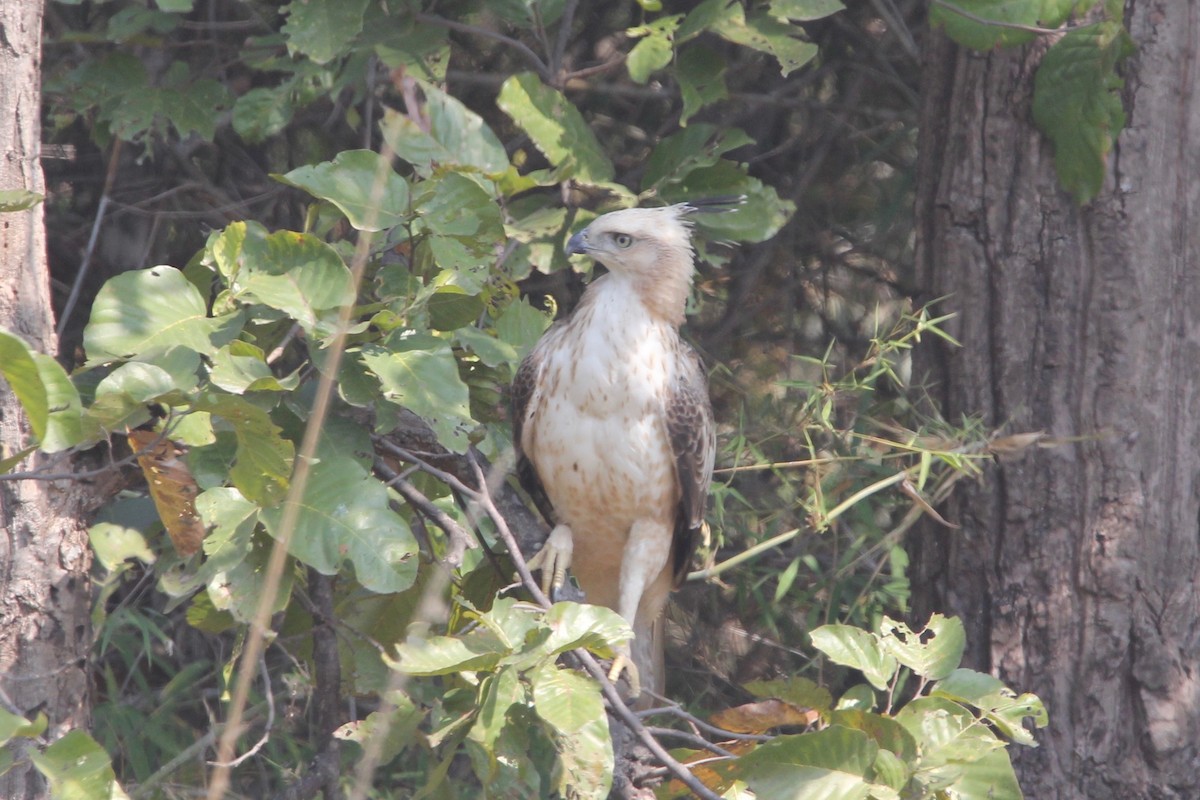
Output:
[631,615,666,709]
[677,195,747,214]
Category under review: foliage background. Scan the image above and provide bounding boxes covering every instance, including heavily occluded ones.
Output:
[0,0,1102,796]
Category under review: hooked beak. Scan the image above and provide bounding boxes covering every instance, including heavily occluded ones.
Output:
[566,230,589,255]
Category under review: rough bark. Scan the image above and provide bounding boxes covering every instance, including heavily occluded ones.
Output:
[913,4,1200,799]
[0,1,100,796]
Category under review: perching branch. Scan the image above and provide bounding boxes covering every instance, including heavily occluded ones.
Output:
[375,458,477,567]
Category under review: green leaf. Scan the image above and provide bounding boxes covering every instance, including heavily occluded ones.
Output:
[662,159,794,243]
[214,222,355,333]
[157,74,229,142]
[532,665,604,735]
[0,331,48,441]
[541,602,633,657]
[427,286,486,331]
[278,150,410,231]
[771,0,845,21]
[282,0,369,64]
[810,625,897,690]
[89,522,157,571]
[196,488,258,572]
[494,297,553,361]
[879,614,965,680]
[0,708,47,748]
[469,666,524,750]
[497,73,614,184]
[362,338,474,452]
[92,58,228,142]
[942,746,1024,800]
[209,341,299,394]
[678,0,737,42]
[30,730,130,800]
[369,13,451,83]
[132,345,202,393]
[389,628,509,675]
[929,0,1039,50]
[83,266,232,360]
[454,327,520,368]
[744,676,833,711]
[233,86,294,144]
[79,393,152,441]
[379,84,509,175]
[95,362,176,403]
[894,696,1005,765]
[677,45,729,125]
[334,693,423,766]
[933,669,1047,746]
[259,455,418,593]
[193,487,280,622]
[532,664,614,799]
[871,748,909,792]
[732,726,877,800]
[626,16,682,83]
[192,393,294,506]
[413,172,505,293]
[1032,21,1133,204]
[0,189,44,212]
[712,6,818,76]
[826,709,917,761]
[642,123,754,192]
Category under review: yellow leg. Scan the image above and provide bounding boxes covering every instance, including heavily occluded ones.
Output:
[607,645,642,700]
[524,523,574,596]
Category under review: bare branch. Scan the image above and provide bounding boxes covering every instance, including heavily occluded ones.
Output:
[377,459,477,567]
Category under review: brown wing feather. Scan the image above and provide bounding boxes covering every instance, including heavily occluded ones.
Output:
[666,341,716,586]
[511,337,559,525]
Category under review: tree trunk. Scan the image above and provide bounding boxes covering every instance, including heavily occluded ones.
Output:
[0,1,99,796]
[913,6,1200,799]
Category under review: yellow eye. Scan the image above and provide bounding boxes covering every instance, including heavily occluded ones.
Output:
[613,233,633,248]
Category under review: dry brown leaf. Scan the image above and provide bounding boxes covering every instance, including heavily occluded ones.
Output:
[128,428,205,556]
[709,698,821,735]
[667,739,757,797]
[899,478,959,529]
[987,430,1048,458]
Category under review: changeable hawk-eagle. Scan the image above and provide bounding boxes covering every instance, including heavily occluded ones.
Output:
[512,199,733,699]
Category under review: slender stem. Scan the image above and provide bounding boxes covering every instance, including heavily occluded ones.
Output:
[930,0,1069,35]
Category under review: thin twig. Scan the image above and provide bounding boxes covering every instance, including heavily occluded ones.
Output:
[930,0,1069,35]
[58,139,121,339]
[638,704,773,743]
[644,727,738,759]
[131,703,269,800]
[208,654,276,768]
[549,0,578,81]
[376,459,477,567]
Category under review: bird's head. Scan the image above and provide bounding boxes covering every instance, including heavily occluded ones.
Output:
[565,197,741,324]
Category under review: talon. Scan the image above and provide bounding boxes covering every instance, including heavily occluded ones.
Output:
[524,524,574,597]
[607,649,641,700]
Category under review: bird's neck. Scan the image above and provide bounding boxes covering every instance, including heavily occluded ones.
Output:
[588,262,692,328]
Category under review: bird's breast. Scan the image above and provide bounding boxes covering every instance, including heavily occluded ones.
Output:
[525,306,681,537]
